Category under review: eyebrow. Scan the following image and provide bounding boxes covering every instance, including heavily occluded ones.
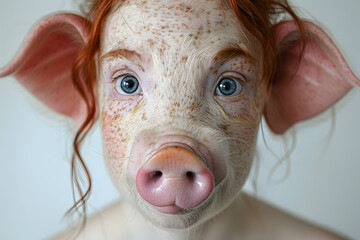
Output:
[100,48,144,67]
[100,47,253,69]
[212,46,254,64]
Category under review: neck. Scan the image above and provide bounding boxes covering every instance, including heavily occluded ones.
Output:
[121,193,255,240]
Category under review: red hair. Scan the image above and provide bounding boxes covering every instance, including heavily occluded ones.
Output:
[67,0,120,226]
[68,0,305,228]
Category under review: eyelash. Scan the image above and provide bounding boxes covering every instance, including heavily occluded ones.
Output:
[111,70,131,82]
[216,72,247,85]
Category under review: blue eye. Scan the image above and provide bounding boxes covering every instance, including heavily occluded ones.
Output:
[115,75,142,95]
[215,77,242,96]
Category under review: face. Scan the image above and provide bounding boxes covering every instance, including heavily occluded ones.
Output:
[98,0,265,229]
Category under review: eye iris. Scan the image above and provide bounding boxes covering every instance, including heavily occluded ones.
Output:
[121,76,139,94]
[218,78,237,96]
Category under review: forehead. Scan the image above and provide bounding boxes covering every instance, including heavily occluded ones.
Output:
[101,0,260,59]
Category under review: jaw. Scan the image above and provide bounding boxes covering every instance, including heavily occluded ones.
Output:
[121,175,211,229]
[121,173,247,230]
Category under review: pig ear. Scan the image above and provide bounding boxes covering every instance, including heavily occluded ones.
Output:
[264,21,359,134]
[0,13,90,123]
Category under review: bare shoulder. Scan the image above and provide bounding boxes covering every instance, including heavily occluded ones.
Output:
[47,200,127,240]
[240,193,348,240]
[47,194,348,240]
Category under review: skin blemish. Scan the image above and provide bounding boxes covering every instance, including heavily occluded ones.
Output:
[188,102,199,112]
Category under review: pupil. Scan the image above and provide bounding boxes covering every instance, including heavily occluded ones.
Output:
[121,76,138,94]
[219,78,236,95]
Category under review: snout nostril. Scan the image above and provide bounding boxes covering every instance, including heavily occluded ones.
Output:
[137,146,214,212]
[186,171,196,179]
[151,171,163,179]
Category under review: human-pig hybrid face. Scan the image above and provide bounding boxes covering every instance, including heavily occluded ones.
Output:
[99,0,265,229]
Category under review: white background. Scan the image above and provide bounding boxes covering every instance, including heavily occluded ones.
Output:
[0,0,359,239]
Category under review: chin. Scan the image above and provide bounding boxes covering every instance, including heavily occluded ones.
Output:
[120,163,246,230]
[137,179,239,230]
[136,194,213,229]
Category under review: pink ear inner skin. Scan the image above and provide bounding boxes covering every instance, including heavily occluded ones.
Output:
[0,13,90,123]
[265,21,360,134]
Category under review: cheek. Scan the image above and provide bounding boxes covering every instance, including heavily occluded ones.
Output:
[215,91,262,183]
[102,123,129,183]
[102,124,129,157]
[101,98,140,156]
[226,124,258,185]
[102,94,143,126]
[217,99,256,123]
[101,97,143,180]
[228,124,258,150]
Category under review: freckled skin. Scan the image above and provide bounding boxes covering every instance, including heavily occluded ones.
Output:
[99,0,265,229]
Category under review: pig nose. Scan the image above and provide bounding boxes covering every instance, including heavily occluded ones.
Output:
[136,146,214,214]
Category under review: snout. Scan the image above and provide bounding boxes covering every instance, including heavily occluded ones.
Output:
[136,146,214,214]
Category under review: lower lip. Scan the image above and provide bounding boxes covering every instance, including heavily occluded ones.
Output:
[155,205,182,214]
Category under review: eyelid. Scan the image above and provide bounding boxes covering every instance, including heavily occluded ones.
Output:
[212,71,248,93]
[212,71,248,101]
[111,69,136,82]
[218,71,248,85]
